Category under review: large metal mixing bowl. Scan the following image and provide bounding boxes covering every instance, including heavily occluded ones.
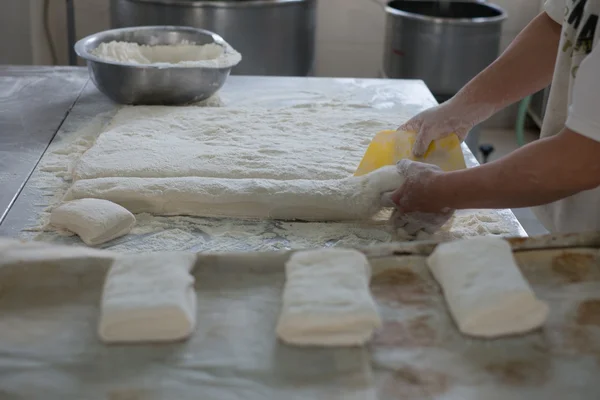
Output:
[75,26,238,105]
[110,0,316,76]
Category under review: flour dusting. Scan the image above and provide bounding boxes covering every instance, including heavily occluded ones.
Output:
[91,40,242,69]
[20,82,522,253]
[71,105,399,181]
[22,95,222,235]
[31,208,514,254]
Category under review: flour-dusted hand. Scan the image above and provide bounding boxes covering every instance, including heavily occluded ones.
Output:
[389,209,454,236]
[399,99,489,157]
[382,159,454,234]
[390,159,448,213]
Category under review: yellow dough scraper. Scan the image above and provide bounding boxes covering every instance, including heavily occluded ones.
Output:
[354,130,467,176]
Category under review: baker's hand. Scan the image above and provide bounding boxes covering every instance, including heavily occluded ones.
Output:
[388,209,454,236]
[399,100,477,157]
[381,159,454,235]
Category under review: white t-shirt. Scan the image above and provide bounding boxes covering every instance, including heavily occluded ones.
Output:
[531,0,600,233]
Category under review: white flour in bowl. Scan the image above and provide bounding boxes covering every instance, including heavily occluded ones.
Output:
[91,40,242,68]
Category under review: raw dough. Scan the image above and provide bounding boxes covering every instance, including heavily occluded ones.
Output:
[91,40,241,68]
[427,236,549,338]
[98,252,197,343]
[64,166,402,221]
[276,248,382,346]
[71,105,400,181]
[50,198,136,246]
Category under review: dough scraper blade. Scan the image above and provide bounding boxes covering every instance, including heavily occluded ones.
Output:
[354,130,467,176]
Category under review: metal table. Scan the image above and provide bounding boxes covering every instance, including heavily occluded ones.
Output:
[0,67,88,223]
[0,66,526,241]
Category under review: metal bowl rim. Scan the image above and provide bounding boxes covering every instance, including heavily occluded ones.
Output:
[122,0,314,7]
[74,25,235,70]
[385,0,507,25]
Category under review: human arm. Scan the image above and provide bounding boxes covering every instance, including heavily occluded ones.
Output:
[391,36,600,214]
[393,129,600,214]
[404,11,562,156]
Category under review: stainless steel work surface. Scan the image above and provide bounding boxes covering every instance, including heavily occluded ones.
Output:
[0,67,526,246]
[1,233,599,399]
[0,66,88,223]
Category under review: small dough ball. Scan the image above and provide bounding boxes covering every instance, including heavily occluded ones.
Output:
[50,198,135,246]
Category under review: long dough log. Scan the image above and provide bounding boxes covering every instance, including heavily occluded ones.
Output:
[64,166,402,221]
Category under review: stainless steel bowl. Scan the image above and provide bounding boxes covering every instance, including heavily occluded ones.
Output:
[110,0,316,76]
[75,26,238,105]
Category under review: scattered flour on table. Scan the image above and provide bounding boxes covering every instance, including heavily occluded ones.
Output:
[30,209,514,254]
[448,211,512,237]
[23,96,222,234]
[409,210,517,241]
[21,95,519,252]
[20,112,115,233]
[91,40,242,69]
[95,214,396,253]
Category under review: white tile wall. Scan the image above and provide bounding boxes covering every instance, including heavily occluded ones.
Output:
[496,0,540,34]
[0,0,35,64]
[494,0,543,55]
[314,0,386,78]
[479,0,542,128]
[26,0,110,66]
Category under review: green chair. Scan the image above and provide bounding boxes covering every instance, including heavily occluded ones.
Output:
[515,95,532,147]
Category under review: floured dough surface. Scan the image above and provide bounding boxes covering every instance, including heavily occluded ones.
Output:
[99,252,197,343]
[66,105,403,223]
[427,236,549,338]
[49,198,135,246]
[277,248,382,346]
[72,105,399,181]
[64,166,403,221]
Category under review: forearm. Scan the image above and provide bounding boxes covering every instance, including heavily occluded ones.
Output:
[432,129,600,210]
[451,12,561,121]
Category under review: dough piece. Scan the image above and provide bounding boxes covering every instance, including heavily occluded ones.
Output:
[64,165,402,221]
[50,198,136,246]
[427,236,549,338]
[98,252,197,343]
[276,248,382,346]
[71,106,400,181]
